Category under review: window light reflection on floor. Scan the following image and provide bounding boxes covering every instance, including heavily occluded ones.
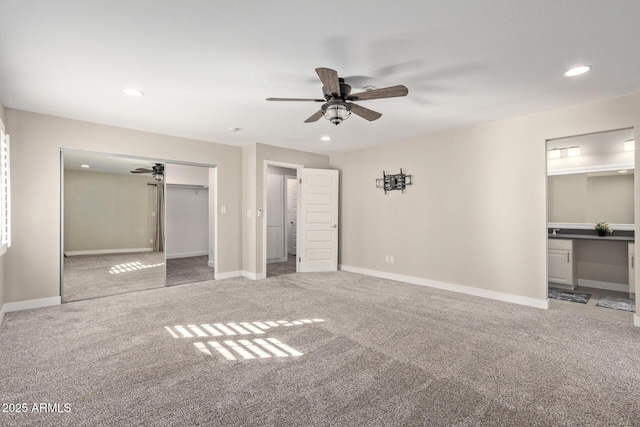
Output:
[109,261,165,274]
[165,319,325,361]
[165,319,325,339]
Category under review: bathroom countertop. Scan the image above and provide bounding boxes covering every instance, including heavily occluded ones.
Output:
[548,233,634,242]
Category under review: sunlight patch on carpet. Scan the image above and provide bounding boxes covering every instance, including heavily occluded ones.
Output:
[168,319,324,361]
[109,261,165,274]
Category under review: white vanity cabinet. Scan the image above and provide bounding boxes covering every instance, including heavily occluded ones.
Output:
[548,239,575,289]
[629,242,635,297]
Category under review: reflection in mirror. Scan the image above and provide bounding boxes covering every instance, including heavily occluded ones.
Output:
[164,163,216,286]
[62,152,166,302]
[547,128,635,226]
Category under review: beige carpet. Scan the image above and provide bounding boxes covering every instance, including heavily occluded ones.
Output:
[2,271,640,425]
[63,251,165,302]
[166,255,215,286]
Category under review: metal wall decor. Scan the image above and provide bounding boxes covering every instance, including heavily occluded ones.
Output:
[376,169,412,194]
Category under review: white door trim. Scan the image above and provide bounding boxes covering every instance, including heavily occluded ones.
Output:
[262,160,303,278]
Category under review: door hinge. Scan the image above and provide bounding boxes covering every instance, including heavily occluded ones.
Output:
[299,257,301,262]
[299,178,302,184]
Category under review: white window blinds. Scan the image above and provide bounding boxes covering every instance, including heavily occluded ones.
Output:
[0,128,10,253]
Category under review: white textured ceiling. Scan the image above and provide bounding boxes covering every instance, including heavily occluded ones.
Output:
[1,1,640,155]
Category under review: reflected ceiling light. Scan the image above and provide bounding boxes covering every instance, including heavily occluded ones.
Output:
[619,170,629,174]
[320,136,331,141]
[123,88,144,97]
[624,139,635,151]
[564,66,591,77]
[80,164,90,168]
[547,148,562,159]
[567,146,581,157]
[322,100,351,125]
[229,127,241,132]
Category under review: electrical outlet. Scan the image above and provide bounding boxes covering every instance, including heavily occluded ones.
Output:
[149,238,154,244]
[385,255,390,263]
[390,256,395,264]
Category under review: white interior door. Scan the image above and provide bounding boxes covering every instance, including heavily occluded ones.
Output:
[286,177,297,256]
[297,168,339,272]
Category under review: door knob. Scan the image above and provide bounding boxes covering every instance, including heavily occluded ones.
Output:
[331,224,337,228]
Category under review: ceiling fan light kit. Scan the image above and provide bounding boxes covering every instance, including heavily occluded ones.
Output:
[322,100,351,125]
[266,67,408,125]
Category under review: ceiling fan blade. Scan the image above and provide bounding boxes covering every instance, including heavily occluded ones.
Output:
[350,103,382,121]
[347,85,408,101]
[266,97,325,102]
[316,67,341,97]
[304,110,324,123]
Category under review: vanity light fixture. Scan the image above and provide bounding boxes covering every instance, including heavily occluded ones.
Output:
[567,146,580,157]
[547,146,581,159]
[547,148,562,159]
[564,66,591,77]
[123,88,144,97]
[320,136,331,141]
[624,139,635,151]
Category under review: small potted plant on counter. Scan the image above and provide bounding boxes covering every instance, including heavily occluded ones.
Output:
[595,221,613,236]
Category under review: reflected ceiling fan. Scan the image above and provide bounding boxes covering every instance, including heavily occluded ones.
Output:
[266,67,409,125]
[130,163,164,182]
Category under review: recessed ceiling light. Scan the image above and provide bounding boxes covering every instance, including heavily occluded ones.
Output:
[564,66,591,77]
[123,88,144,97]
[80,164,90,168]
[229,127,241,132]
[320,136,331,141]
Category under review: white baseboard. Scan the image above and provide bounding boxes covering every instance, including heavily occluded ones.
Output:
[578,279,628,293]
[339,265,549,310]
[0,304,5,327]
[2,296,61,314]
[65,248,153,256]
[215,270,242,280]
[165,251,208,260]
[242,271,266,280]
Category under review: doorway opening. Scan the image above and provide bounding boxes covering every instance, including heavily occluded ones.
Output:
[165,163,217,286]
[264,162,301,278]
[545,128,636,324]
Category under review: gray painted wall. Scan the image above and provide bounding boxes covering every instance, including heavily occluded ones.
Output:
[4,108,242,303]
[330,92,640,306]
[64,169,156,252]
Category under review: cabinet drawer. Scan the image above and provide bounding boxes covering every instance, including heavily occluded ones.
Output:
[549,238,573,251]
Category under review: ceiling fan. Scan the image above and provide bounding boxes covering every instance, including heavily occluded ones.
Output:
[130,163,164,182]
[266,67,409,125]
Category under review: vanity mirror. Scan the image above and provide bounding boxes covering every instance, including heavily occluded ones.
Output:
[547,128,635,228]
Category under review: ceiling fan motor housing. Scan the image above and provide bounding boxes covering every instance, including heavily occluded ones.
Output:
[322,78,352,100]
